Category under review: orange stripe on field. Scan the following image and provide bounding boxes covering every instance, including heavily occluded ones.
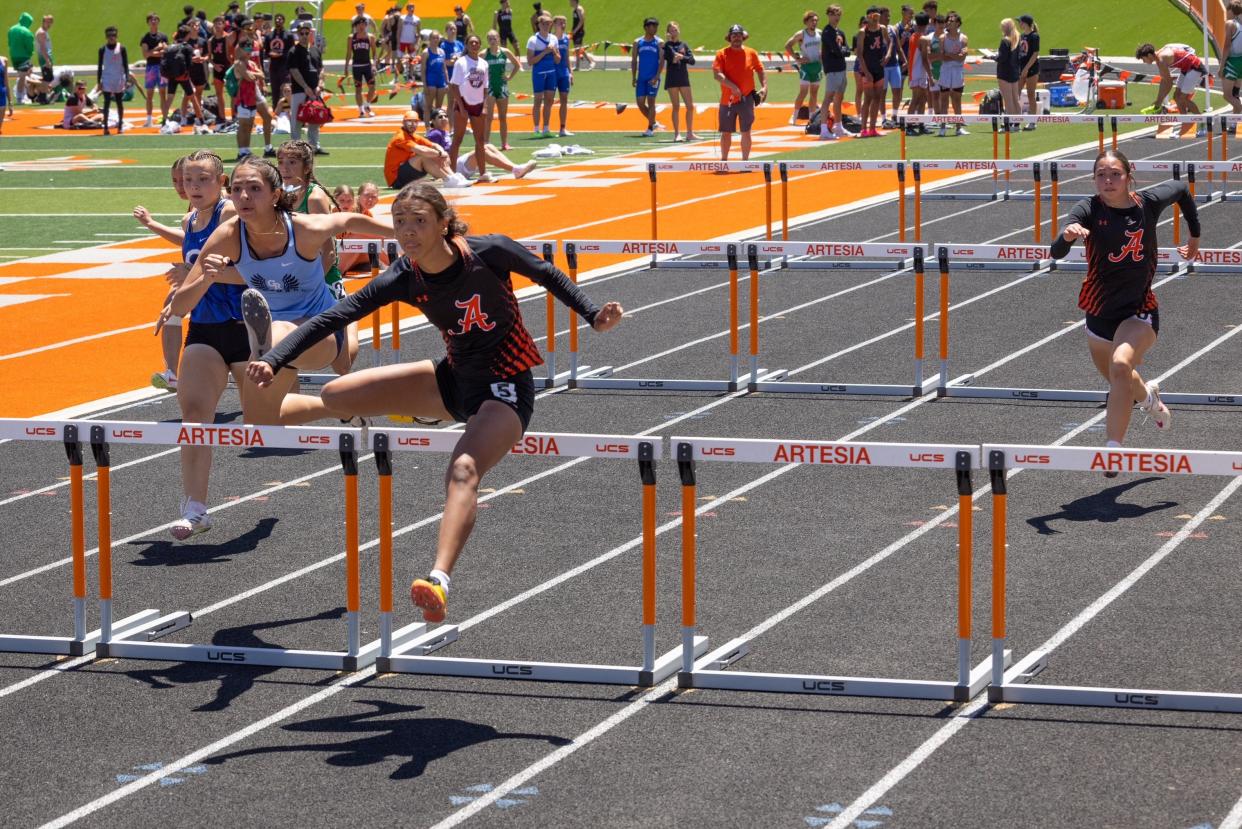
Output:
[0,130,964,417]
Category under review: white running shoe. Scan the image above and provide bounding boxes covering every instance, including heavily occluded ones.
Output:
[170,498,212,541]
[151,370,178,391]
[818,125,837,140]
[832,123,848,138]
[144,116,153,127]
[956,125,969,136]
[1139,381,1171,430]
[641,128,654,137]
[443,172,474,188]
[241,289,273,360]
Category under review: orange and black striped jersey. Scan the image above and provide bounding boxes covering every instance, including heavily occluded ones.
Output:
[1050,181,1198,319]
[263,234,601,379]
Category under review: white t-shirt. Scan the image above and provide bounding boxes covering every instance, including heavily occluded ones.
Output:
[450,54,488,105]
[399,13,421,44]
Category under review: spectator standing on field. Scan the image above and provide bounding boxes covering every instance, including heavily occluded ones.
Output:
[140,13,170,126]
[819,4,849,139]
[712,23,766,161]
[631,16,663,137]
[8,12,35,104]
[97,26,137,135]
[35,15,53,86]
[1016,14,1040,128]
[265,14,294,111]
[288,20,327,153]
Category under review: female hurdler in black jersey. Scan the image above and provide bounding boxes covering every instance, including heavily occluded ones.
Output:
[248,180,624,622]
[1049,150,1200,470]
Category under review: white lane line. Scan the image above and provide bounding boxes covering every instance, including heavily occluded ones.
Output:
[1222,792,1242,829]
[0,323,153,363]
[26,139,1225,826]
[826,476,1242,829]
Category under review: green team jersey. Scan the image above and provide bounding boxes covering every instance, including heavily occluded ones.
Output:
[485,48,509,96]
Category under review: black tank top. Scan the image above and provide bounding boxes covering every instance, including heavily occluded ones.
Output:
[209,35,229,69]
[497,7,513,35]
[454,16,468,41]
[572,7,582,31]
[350,33,371,66]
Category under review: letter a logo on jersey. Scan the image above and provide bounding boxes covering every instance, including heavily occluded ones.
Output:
[1107,229,1145,264]
[453,293,496,334]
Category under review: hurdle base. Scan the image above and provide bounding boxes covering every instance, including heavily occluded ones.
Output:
[0,608,186,658]
[682,646,999,703]
[940,381,1107,403]
[378,631,708,687]
[781,259,912,271]
[532,368,582,390]
[751,379,925,397]
[0,633,98,657]
[651,259,774,271]
[571,368,782,393]
[990,681,1242,714]
[98,609,386,671]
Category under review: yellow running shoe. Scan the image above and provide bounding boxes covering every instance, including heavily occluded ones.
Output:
[410,577,447,623]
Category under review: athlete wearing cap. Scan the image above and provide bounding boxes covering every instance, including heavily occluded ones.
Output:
[713,23,766,160]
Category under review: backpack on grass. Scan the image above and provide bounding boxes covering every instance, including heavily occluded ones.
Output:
[160,42,190,82]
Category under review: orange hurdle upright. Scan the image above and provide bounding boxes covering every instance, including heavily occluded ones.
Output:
[367,242,382,357]
[937,246,950,385]
[677,442,698,673]
[386,242,401,355]
[988,449,1007,687]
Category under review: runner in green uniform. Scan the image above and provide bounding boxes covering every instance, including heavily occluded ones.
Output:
[483,28,521,149]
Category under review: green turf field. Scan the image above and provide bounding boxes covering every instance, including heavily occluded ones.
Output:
[1,0,1205,67]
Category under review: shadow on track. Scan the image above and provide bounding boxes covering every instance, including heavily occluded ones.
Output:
[1026,477,1178,536]
[202,698,572,779]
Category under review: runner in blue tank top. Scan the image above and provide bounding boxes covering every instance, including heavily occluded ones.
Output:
[631,16,664,135]
[423,31,449,115]
[160,156,395,425]
[140,151,247,540]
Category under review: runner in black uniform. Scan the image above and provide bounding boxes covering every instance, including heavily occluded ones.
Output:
[248,180,624,623]
[1049,150,1200,465]
[495,0,518,51]
[208,17,232,121]
[346,16,377,116]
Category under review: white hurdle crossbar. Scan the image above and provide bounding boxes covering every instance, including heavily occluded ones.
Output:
[935,244,1242,406]
[374,430,709,685]
[985,444,1242,713]
[0,418,421,671]
[674,437,1008,702]
[562,240,785,391]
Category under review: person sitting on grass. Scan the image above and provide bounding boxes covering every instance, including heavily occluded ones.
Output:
[62,81,104,129]
[385,111,459,188]
[426,107,537,180]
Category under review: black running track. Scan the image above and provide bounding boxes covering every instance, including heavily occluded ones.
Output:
[2,134,1241,829]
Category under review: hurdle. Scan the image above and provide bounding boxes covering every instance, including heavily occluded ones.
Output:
[673,437,1009,702]
[560,240,786,391]
[0,418,437,671]
[735,241,938,396]
[372,429,710,686]
[934,243,1242,406]
[646,160,780,248]
[985,444,1242,713]
[0,423,188,657]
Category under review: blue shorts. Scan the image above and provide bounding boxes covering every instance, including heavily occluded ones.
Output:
[884,65,903,89]
[532,69,557,94]
[144,64,166,90]
[635,76,659,99]
[0,82,7,108]
[556,72,570,94]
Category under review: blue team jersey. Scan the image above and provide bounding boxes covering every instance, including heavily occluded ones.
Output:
[556,34,571,76]
[528,33,556,72]
[424,47,446,86]
[635,35,661,78]
[184,200,244,324]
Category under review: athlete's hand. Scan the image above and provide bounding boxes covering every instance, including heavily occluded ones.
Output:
[164,262,190,286]
[133,205,154,226]
[592,301,623,332]
[247,361,276,387]
[154,303,174,335]
[1179,237,1200,261]
[200,253,237,281]
[1061,223,1089,243]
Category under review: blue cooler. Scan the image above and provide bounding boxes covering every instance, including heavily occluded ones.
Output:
[1047,83,1076,107]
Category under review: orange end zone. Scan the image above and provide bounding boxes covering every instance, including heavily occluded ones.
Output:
[0,127,966,416]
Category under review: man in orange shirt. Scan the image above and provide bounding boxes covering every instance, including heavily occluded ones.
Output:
[712,23,766,161]
[385,112,453,188]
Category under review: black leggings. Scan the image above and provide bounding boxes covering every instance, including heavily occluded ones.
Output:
[101,92,124,127]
